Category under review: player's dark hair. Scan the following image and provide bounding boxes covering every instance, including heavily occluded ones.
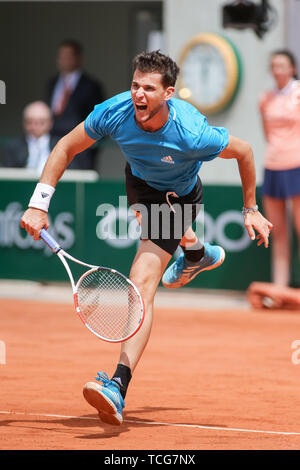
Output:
[59,39,83,57]
[271,49,298,79]
[132,50,180,88]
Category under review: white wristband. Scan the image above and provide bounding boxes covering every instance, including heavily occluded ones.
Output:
[28,183,55,213]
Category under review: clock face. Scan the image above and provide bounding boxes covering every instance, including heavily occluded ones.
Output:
[181,43,227,106]
[178,33,241,114]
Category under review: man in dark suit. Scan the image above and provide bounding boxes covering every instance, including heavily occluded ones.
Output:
[46,39,105,170]
[0,101,59,175]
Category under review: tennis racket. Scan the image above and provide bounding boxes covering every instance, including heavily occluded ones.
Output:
[40,228,145,343]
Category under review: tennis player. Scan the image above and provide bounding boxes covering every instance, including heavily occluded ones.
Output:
[21,50,272,426]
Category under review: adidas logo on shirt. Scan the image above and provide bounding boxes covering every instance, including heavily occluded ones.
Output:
[161,155,175,164]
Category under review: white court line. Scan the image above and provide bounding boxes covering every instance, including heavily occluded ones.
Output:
[1,410,300,437]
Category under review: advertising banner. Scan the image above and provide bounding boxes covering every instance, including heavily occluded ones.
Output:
[0,177,278,290]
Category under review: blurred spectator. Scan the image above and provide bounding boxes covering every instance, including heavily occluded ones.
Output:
[0,101,59,176]
[46,39,105,170]
[247,282,300,310]
[259,49,300,286]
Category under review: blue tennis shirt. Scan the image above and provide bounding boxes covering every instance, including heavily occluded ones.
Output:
[84,91,229,196]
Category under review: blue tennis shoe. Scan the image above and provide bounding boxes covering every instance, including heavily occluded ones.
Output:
[162,243,225,288]
[83,371,125,425]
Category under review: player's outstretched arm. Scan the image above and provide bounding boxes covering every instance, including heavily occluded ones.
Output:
[21,122,96,240]
[219,135,273,248]
[40,121,96,187]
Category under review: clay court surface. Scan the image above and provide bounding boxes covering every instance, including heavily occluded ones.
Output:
[1,288,300,451]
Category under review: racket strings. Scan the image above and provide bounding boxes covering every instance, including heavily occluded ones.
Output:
[77,269,142,341]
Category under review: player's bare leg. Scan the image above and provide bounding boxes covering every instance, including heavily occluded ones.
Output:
[180,225,198,248]
[119,239,172,372]
[83,239,171,424]
[263,196,290,286]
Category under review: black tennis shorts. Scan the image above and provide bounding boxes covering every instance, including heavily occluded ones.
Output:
[125,163,203,255]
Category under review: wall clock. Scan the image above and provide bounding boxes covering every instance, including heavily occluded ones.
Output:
[177,33,242,114]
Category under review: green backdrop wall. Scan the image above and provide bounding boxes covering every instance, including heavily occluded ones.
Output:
[0,176,279,291]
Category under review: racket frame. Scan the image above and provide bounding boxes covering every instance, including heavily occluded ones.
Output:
[40,229,145,343]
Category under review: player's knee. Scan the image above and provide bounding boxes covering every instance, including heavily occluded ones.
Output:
[130,273,157,300]
[131,274,150,291]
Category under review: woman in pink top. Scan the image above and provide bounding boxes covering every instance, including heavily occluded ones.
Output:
[259,50,300,286]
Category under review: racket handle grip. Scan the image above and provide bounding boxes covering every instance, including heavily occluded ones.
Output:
[40,228,61,253]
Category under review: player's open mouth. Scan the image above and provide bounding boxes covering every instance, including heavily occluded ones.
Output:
[136,104,147,111]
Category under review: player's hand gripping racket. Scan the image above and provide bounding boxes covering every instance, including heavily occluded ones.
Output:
[40,229,145,343]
